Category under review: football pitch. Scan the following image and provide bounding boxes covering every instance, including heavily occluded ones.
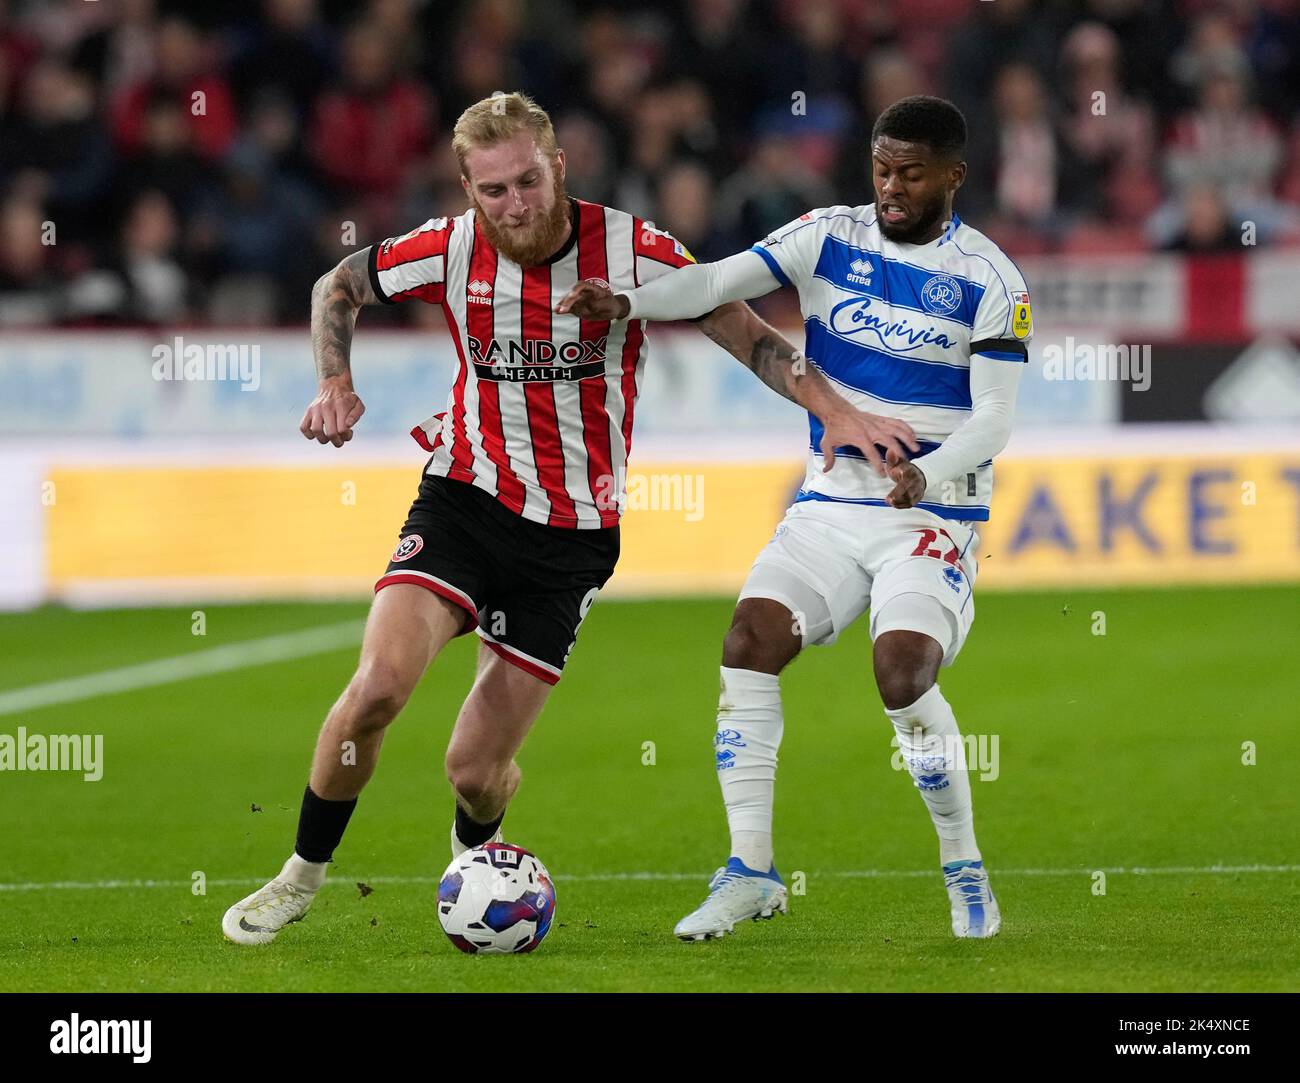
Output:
[1,585,1296,993]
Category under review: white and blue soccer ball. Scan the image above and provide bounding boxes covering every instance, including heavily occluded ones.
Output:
[437,843,556,954]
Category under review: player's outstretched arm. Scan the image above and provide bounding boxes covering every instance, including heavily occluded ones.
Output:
[696,301,919,475]
[556,249,780,322]
[301,249,377,447]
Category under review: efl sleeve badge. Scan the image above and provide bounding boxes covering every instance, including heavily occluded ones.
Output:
[1011,291,1033,339]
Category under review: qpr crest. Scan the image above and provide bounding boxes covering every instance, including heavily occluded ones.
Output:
[392,534,424,562]
[920,274,962,316]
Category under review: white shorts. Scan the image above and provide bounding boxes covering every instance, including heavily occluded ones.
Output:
[737,499,980,666]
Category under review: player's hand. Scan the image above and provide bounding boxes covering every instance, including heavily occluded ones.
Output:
[555,279,630,321]
[300,378,365,447]
[884,448,927,508]
[819,407,920,474]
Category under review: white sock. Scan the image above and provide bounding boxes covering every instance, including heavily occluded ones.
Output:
[885,683,981,866]
[279,852,328,891]
[716,666,783,871]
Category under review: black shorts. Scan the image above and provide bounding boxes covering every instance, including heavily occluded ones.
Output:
[375,471,620,684]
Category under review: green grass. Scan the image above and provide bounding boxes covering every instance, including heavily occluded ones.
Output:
[1,587,1297,991]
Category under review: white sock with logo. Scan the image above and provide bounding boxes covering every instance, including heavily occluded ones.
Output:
[716,667,783,872]
[885,683,981,866]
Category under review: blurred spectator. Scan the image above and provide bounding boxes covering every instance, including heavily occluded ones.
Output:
[242,90,316,188]
[1057,21,1160,224]
[0,57,112,242]
[967,62,1064,229]
[665,0,767,168]
[111,90,209,226]
[1165,64,1283,208]
[653,160,731,263]
[1075,0,1177,119]
[191,143,320,322]
[0,0,40,107]
[230,0,333,122]
[0,193,61,324]
[1159,184,1242,253]
[1242,0,1300,123]
[556,112,617,206]
[945,0,1056,138]
[111,16,238,160]
[0,0,1293,327]
[834,48,929,203]
[757,0,857,119]
[68,189,188,324]
[116,188,189,323]
[69,0,158,97]
[714,132,835,248]
[307,19,434,234]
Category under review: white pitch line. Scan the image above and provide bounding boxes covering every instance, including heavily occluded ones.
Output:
[1,865,1297,893]
[0,620,366,717]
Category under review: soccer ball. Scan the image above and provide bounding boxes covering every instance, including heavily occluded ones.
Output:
[437,842,556,954]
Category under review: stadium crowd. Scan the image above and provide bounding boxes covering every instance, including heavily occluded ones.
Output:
[1,0,1298,327]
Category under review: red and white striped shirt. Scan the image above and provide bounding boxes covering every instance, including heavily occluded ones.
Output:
[367,198,696,528]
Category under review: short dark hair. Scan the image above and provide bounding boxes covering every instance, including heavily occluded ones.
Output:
[871,96,967,160]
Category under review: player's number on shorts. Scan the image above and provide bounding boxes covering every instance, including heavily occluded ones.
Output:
[910,528,961,567]
[563,587,601,664]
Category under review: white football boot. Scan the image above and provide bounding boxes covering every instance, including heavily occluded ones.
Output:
[450,823,503,859]
[674,857,788,941]
[222,855,323,945]
[943,859,1001,938]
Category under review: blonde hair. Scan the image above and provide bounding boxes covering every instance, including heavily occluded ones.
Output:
[452,92,558,178]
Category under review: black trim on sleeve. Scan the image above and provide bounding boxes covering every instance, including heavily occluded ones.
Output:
[366,243,395,305]
[969,337,1027,359]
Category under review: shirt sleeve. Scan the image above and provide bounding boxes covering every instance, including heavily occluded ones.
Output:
[367,216,455,304]
[969,260,1033,360]
[748,208,832,290]
[910,354,1023,488]
[622,249,783,321]
[632,220,698,285]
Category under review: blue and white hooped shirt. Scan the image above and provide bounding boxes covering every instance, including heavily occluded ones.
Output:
[751,206,1033,521]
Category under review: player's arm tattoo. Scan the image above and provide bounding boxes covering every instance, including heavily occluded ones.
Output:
[698,301,841,415]
[310,249,378,383]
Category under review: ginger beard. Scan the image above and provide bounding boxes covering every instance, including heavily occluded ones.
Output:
[472,165,571,266]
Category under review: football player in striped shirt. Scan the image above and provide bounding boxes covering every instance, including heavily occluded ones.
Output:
[223,92,916,945]
[559,96,1033,940]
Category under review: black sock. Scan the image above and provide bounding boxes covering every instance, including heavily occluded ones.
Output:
[454,803,504,848]
[294,785,357,863]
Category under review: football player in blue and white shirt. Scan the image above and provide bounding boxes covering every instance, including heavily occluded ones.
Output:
[558,97,1033,940]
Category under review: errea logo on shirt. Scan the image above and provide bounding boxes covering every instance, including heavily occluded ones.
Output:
[467,279,493,305]
[846,258,873,287]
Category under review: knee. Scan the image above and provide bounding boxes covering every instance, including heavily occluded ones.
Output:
[873,632,941,711]
[877,669,934,712]
[722,612,797,674]
[346,660,414,732]
[445,754,500,806]
[722,619,761,669]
